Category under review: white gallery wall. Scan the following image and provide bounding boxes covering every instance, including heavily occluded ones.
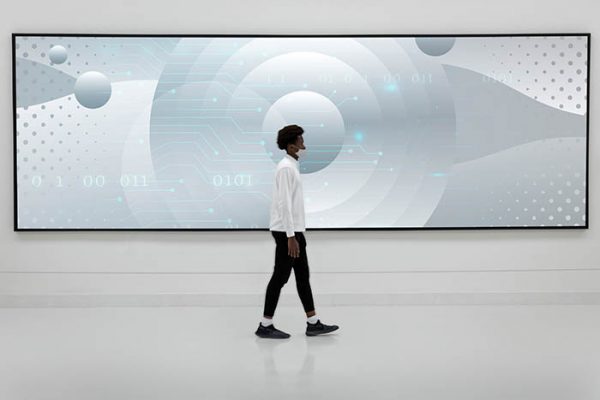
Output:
[1,0,598,306]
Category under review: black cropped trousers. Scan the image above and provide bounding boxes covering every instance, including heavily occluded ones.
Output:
[262,231,315,317]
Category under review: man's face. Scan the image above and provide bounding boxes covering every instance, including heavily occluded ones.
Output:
[295,135,305,151]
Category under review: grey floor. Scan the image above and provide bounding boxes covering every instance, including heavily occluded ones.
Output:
[1,305,599,400]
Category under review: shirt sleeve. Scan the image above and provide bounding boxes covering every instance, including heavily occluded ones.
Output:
[276,167,296,238]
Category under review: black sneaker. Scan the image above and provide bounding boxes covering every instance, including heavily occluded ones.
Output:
[255,323,291,339]
[306,319,339,336]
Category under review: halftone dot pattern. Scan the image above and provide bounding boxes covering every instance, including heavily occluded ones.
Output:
[19,100,81,227]
[485,138,586,227]
[17,77,161,228]
[430,136,586,228]
[15,58,76,107]
[438,36,588,115]
[17,91,118,228]
[15,36,179,83]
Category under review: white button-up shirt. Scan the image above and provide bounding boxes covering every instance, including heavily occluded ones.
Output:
[269,153,306,237]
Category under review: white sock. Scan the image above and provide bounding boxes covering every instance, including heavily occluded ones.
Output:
[261,317,273,327]
[307,315,319,324]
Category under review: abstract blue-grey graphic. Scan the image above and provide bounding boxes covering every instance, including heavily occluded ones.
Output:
[14,35,588,229]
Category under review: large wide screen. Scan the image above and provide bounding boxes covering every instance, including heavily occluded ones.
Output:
[13,34,589,230]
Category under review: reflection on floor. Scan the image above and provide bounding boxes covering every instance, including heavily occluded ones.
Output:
[1,305,599,400]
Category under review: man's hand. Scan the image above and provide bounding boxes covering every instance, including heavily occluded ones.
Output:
[287,236,300,258]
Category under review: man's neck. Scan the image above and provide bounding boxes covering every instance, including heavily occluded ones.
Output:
[287,152,298,161]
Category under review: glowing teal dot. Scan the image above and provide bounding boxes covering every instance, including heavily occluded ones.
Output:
[303,83,308,88]
[170,88,176,94]
[354,131,364,142]
[348,149,354,153]
[320,123,324,127]
[214,150,219,155]
[260,140,265,145]
[378,151,383,156]
[127,71,132,76]
[138,138,144,144]
[256,107,262,112]
[208,208,214,213]
[324,182,329,186]
[179,178,184,183]
[227,218,232,223]
[212,97,217,102]
[116,196,123,203]
[385,83,398,92]
[170,188,175,192]
[353,96,358,100]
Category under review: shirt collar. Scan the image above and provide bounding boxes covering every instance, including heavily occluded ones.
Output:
[284,153,299,167]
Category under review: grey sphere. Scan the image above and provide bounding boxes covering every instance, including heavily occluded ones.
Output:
[74,71,112,109]
[415,38,456,56]
[49,45,68,64]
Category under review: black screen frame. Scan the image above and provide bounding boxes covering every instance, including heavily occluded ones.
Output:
[12,32,591,232]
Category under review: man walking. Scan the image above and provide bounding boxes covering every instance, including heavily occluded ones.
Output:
[255,124,339,339]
